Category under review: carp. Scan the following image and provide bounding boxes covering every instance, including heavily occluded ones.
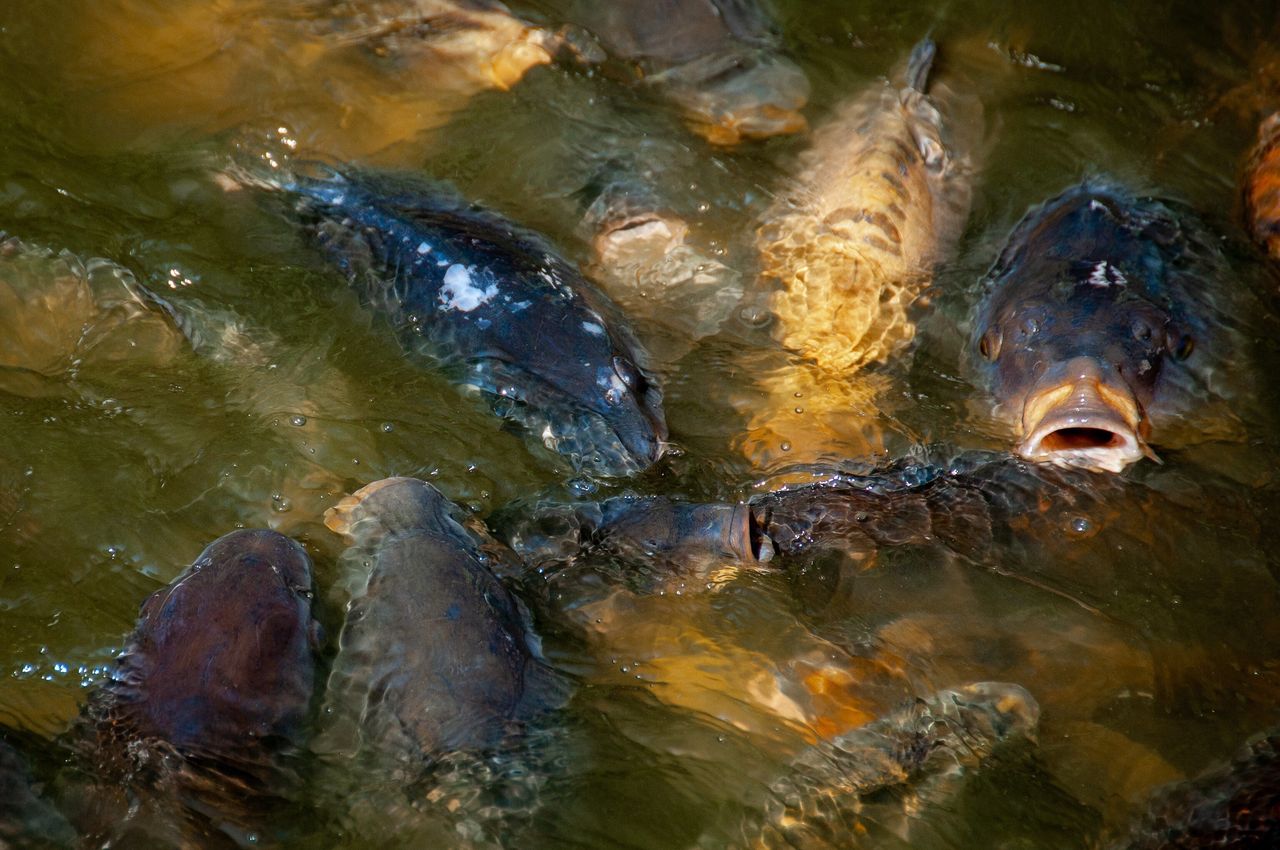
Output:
[67,0,566,163]
[320,476,551,759]
[569,0,809,145]
[758,37,974,374]
[68,529,321,847]
[1111,728,1279,849]
[969,183,1241,473]
[317,477,561,843]
[747,38,977,466]
[245,165,668,477]
[734,682,1039,849]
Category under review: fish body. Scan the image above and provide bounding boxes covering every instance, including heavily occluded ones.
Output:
[571,0,809,144]
[1113,729,1279,849]
[970,183,1221,473]
[72,529,320,846]
[760,38,974,374]
[270,167,667,476]
[732,681,1039,849]
[320,477,551,762]
[1244,111,1280,260]
[70,0,562,162]
[498,452,1144,579]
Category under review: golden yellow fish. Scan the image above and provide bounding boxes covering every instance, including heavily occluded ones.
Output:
[745,39,976,466]
[65,0,563,162]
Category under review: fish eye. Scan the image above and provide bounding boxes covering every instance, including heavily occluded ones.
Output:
[978,329,1002,360]
[1171,334,1194,360]
[612,355,645,394]
[1018,317,1039,338]
[1132,321,1153,342]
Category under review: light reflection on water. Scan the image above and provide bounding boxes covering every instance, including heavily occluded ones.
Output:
[0,0,1278,847]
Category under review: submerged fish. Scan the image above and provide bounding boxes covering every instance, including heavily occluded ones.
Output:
[1112,728,1279,849]
[733,682,1039,850]
[69,0,566,163]
[1244,111,1280,260]
[248,166,667,477]
[69,529,321,847]
[320,476,556,760]
[318,477,560,842]
[570,0,809,145]
[747,38,976,466]
[577,153,745,364]
[0,235,188,398]
[970,183,1236,473]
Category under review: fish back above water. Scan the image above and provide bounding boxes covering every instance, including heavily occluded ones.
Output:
[759,37,977,373]
[253,165,667,477]
[970,182,1247,472]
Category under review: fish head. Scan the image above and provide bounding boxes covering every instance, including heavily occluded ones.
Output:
[130,529,318,747]
[481,340,668,478]
[973,276,1193,473]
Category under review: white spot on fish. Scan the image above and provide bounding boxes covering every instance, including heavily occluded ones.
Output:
[510,300,531,312]
[439,264,499,312]
[416,242,430,255]
[541,425,556,447]
[1086,261,1126,287]
[1089,200,1106,212]
[582,322,605,336]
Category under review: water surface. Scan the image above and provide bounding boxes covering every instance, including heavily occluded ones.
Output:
[0,0,1277,847]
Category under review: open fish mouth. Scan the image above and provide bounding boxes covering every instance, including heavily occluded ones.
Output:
[1016,378,1154,473]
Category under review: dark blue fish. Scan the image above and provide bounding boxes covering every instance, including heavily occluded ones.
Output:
[969,183,1240,473]
[251,166,668,477]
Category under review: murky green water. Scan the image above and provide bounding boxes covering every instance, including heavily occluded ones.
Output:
[0,0,1278,847]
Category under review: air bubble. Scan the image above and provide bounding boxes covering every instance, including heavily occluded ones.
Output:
[289,415,307,427]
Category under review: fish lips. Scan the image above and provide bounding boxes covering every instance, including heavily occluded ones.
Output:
[1015,370,1154,474]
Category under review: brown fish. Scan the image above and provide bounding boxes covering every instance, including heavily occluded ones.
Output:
[66,0,563,162]
[570,0,809,145]
[1111,728,1280,850]
[69,529,321,847]
[1244,111,1280,260]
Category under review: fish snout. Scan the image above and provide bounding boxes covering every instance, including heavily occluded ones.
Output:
[1016,358,1152,473]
